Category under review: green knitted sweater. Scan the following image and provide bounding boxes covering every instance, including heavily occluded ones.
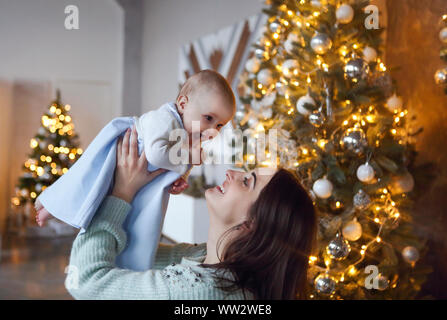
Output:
[65,195,251,300]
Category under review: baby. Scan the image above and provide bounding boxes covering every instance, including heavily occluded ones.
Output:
[35,69,235,271]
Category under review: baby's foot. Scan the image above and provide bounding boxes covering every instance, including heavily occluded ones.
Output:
[36,207,52,227]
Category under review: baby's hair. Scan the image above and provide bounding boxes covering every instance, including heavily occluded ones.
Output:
[177,69,236,110]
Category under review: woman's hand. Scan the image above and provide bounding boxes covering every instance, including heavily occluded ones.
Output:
[112,125,166,203]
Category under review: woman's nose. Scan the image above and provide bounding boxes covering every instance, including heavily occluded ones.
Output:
[226,169,242,181]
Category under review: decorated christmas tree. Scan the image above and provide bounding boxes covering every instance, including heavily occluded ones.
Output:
[11,91,83,211]
[435,14,447,93]
[237,0,431,299]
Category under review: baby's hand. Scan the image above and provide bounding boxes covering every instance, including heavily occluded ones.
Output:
[168,177,189,195]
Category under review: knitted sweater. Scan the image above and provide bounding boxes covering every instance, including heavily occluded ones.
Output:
[66,195,252,300]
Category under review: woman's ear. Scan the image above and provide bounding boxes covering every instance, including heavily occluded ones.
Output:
[177,95,189,115]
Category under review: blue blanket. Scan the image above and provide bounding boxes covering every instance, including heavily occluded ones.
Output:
[37,107,187,271]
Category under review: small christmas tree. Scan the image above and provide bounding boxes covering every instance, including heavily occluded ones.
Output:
[11,90,83,211]
[237,0,432,299]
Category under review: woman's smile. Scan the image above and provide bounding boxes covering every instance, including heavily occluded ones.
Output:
[215,173,230,194]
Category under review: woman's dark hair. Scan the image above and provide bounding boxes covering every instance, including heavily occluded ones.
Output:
[202,168,317,299]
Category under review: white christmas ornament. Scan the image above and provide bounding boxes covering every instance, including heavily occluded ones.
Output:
[282,59,299,76]
[38,127,46,135]
[260,92,277,107]
[311,0,322,8]
[35,183,43,192]
[245,57,260,73]
[386,94,403,113]
[296,94,316,116]
[39,141,47,149]
[313,177,333,199]
[336,4,354,24]
[342,218,362,241]
[439,27,447,43]
[363,46,377,62]
[357,162,375,183]
[391,172,415,194]
[262,108,273,119]
[257,69,273,86]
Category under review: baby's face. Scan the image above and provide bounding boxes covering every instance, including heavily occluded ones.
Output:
[177,90,235,144]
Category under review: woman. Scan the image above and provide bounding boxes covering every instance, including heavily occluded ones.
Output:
[63,125,317,300]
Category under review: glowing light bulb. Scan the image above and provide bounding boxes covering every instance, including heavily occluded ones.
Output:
[30,139,38,149]
[349,266,356,275]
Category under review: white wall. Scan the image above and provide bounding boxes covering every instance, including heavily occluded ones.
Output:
[0,0,124,231]
[141,0,264,111]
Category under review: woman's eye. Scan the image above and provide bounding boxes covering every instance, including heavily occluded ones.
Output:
[204,115,213,121]
[243,176,249,186]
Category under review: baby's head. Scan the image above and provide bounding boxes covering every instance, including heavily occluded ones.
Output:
[176,70,236,142]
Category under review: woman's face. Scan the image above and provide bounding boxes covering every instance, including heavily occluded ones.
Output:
[205,168,277,227]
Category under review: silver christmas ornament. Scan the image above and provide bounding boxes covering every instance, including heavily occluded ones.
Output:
[327,234,351,260]
[310,33,332,55]
[309,109,325,127]
[344,58,370,81]
[376,274,389,291]
[314,273,336,295]
[434,67,447,85]
[402,246,420,264]
[340,127,368,154]
[38,127,46,135]
[353,189,371,210]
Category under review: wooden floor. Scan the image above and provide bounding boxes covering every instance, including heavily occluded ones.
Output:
[0,232,175,300]
[0,233,75,300]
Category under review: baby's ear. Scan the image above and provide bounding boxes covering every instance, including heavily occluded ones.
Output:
[177,95,188,113]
